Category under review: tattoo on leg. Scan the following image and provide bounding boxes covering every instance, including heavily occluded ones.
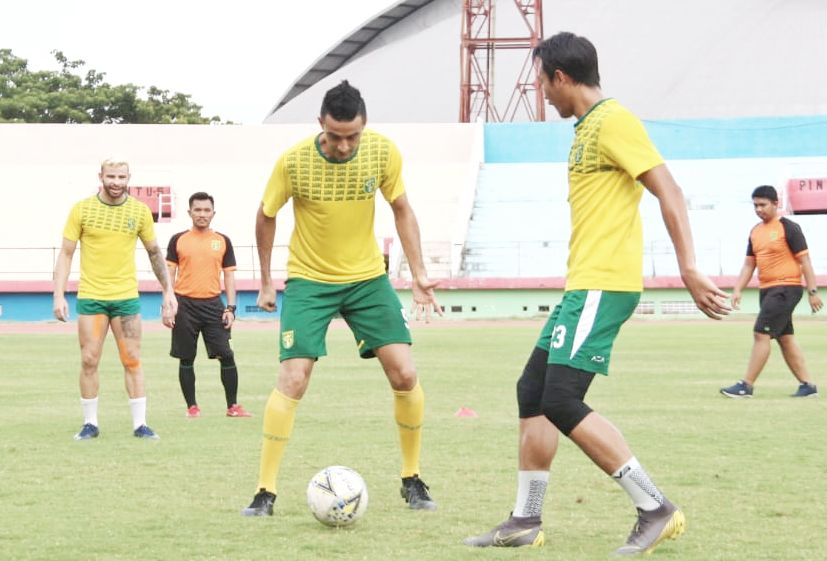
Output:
[120,315,142,339]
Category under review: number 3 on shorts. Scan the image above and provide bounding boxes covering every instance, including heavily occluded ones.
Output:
[550,325,567,349]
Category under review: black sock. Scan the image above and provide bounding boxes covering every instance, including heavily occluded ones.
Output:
[220,356,239,408]
[179,359,196,407]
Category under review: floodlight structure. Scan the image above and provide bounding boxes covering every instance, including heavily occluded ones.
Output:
[459,0,545,122]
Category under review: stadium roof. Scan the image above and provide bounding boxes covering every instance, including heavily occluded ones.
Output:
[267,0,437,117]
[266,0,827,124]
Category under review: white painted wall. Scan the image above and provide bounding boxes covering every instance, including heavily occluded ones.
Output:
[466,157,827,278]
[0,123,482,282]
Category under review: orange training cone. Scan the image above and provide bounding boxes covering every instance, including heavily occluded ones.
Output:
[454,406,479,418]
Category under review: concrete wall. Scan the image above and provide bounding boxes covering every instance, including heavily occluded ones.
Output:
[2,118,826,322]
[474,116,827,278]
[0,123,483,284]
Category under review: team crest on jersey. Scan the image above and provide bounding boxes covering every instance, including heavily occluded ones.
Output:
[127,217,136,231]
[769,230,778,241]
[574,144,584,164]
[363,177,377,193]
[211,239,221,251]
[282,330,294,349]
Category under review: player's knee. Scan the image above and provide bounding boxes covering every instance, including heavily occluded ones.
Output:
[385,363,417,391]
[541,395,592,436]
[218,353,235,366]
[80,349,102,370]
[115,339,140,371]
[120,354,141,371]
[517,346,548,417]
[278,361,313,398]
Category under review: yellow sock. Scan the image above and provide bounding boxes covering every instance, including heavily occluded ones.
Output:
[394,382,425,478]
[256,389,299,494]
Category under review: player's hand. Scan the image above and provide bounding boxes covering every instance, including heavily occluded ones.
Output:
[257,284,277,312]
[161,292,177,328]
[53,296,69,322]
[681,269,731,320]
[410,276,443,323]
[222,309,235,329]
[730,291,742,310]
[809,292,823,313]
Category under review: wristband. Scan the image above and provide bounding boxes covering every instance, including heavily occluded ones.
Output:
[225,305,237,314]
[808,288,818,296]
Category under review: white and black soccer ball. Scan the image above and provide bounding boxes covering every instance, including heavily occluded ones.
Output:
[306,466,368,527]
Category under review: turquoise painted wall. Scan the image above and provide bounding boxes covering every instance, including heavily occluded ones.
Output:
[484,115,827,163]
[0,291,282,322]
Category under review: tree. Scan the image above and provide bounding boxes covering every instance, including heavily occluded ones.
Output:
[0,49,228,124]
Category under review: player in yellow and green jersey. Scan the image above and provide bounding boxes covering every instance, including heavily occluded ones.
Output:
[242,81,442,517]
[53,158,177,441]
[464,32,731,556]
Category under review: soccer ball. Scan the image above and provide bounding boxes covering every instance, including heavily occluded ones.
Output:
[306,466,369,527]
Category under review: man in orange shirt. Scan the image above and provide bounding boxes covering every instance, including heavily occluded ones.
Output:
[721,185,823,398]
[167,192,252,418]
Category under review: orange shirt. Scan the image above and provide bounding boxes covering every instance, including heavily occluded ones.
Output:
[166,229,236,298]
[747,217,808,288]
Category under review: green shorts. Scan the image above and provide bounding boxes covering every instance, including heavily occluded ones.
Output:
[76,298,141,317]
[278,275,411,361]
[536,290,639,375]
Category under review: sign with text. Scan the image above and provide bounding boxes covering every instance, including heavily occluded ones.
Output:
[127,186,174,222]
[786,178,827,215]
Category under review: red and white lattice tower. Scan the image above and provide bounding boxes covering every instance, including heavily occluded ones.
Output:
[459,0,545,122]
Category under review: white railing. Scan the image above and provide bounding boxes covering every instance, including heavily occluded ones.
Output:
[3,241,825,284]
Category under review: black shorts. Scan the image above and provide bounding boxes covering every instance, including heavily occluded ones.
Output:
[754,286,803,339]
[170,295,232,360]
[517,346,595,419]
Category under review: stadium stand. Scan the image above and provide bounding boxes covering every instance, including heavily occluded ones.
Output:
[1,118,826,320]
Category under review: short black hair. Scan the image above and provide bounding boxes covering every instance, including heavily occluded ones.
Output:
[751,185,778,202]
[320,80,367,122]
[533,32,601,87]
[189,191,214,208]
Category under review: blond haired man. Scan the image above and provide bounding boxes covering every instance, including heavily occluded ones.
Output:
[53,158,177,440]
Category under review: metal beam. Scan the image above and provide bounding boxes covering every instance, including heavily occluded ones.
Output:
[460,0,544,122]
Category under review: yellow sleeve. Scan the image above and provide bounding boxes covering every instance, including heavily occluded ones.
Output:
[62,202,82,242]
[261,155,292,217]
[138,203,157,243]
[380,140,406,203]
[601,110,664,180]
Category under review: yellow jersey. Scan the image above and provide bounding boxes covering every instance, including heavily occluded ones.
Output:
[566,99,664,292]
[62,194,156,299]
[261,129,406,283]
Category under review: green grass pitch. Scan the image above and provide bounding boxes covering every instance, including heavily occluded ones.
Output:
[1,319,825,561]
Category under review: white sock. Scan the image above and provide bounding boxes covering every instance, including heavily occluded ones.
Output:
[129,397,147,430]
[81,397,99,426]
[612,457,663,510]
[513,470,549,518]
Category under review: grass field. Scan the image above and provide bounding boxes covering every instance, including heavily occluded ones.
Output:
[1,318,825,561]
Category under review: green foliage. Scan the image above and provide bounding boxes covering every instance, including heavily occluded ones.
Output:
[0,49,226,124]
[0,320,825,560]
